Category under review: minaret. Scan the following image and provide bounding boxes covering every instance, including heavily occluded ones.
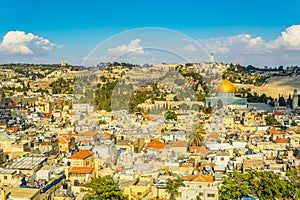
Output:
[61,58,66,67]
[210,53,214,63]
[274,98,279,108]
[293,89,298,109]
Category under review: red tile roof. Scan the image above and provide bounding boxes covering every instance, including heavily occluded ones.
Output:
[189,146,208,154]
[185,174,214,182]
[167,140,187,147]
[6,127,21,131]
[206,134,222,139]
[69,150,93,159]
[268,128,283,135]
[177,113,189,116]
[103,132,112,136]
[142,114,152,121]
[274,138,289,143]
[58,134,77,143]
[274,112,283,116]
[43,113,53,118]
[146,140,164,149]
[69,167,94,173]
[80,131,98,137]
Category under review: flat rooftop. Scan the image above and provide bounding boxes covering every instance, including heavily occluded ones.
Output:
[0,168,16,174]
[7,157,47,170]
[3,187,40,199]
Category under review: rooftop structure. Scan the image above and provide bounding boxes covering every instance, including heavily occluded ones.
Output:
[7,157,46,170]
[0,168,16,174]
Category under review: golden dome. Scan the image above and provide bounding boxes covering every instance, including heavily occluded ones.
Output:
[216,79,235,93]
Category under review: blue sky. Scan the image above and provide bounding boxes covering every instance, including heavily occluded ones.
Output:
[1,0,300,67]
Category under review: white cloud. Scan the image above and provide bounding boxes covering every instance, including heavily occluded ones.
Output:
[198,34,271,55]
[183,44,197,52]
[197,25,300,57]
[272,25,300,50]
[107,39,144,55]
[216,46,229,54]
[0,30,62,55]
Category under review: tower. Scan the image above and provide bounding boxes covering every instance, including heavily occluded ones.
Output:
[61,58,66,67]
[210,53,214,63]
[293,89,298,109]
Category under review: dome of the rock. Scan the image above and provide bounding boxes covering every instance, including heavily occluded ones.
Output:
[216,79,235,93]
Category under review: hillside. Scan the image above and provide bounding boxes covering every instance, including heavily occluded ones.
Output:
[235,76,300,98]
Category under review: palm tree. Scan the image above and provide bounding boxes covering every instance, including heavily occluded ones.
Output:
[188,124,205,146]
[166,177,183,200]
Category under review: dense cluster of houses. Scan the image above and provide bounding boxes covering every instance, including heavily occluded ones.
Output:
[0,64,300,200]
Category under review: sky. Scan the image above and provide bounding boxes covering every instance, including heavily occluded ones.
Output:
[0,0,300,67]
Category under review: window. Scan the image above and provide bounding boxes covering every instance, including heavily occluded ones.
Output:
[3,176,7,180]
[207,193,215,197]
[220,157,225,161]
[198,192,203,196]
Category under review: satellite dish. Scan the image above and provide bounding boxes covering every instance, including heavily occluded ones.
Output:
[55,168,61,174]
[205,165,211,171]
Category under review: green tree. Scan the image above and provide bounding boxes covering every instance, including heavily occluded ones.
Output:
[98,120,107,125]
[127,90,150,113]
[278,95,286,106]
[83,176,123,200]
[264,116,281,126]
[95,81,117,111]
[220,169,297,200]
[164,110,177,120]
[287,166,300,199]
[49,78,73,94]
[166,177,183,200]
